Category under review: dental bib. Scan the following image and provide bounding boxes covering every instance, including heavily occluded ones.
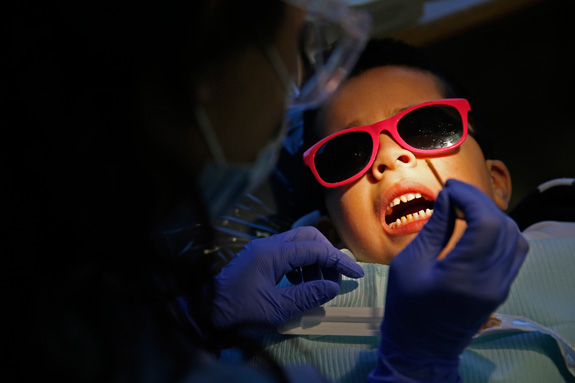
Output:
[221,236,575,383]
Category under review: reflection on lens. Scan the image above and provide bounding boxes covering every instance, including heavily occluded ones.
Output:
[315,132,372,183]
[398,105,463,150]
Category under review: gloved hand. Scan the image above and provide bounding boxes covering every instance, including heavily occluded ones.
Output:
[211,226,364,331]
[285,210,345,285]
[369,179,529,383]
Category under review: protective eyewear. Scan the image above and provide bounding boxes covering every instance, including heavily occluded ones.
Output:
[283,0,372,110]
[303,98,471,187]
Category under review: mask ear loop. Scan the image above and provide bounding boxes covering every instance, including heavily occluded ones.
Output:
[195,41,292,169]
[261,44,294,98]
[195,105,228,166]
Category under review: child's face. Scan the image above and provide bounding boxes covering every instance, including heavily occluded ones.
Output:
[319,66,511,264]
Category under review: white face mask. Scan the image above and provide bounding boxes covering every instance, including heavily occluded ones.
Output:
[195,45,291,221]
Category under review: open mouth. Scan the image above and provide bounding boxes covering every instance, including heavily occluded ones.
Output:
[385,192,434,229]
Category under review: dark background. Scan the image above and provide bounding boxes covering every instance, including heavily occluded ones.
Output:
[414,0,573,209]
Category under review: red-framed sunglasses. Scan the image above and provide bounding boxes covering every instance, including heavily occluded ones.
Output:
[303,98,471,187]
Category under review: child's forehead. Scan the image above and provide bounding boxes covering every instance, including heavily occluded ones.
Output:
[338,105,409,131]
[321,66,445,135]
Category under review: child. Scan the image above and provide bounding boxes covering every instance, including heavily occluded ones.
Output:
[252,39,575,382]
[301,41,511,266]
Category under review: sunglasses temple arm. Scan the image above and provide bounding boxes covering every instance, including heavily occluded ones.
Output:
[425,159,465,220]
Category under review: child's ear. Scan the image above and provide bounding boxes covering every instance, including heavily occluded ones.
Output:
[316,216,341,245]
[486,159,512,210]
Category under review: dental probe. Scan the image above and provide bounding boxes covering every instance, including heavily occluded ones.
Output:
[425,159,465,219]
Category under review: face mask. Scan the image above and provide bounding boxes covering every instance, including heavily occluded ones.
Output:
[197,119,286,220]
[195,42,293,221]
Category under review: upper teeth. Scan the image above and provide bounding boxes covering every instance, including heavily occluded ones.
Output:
[386,192,434,229]
[389,192,422,209]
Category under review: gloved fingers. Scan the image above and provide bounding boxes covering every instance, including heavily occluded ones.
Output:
[421,187,457,249]
[393,188,455,267]
[379,180,529,364]
[487,235,529,299]
[284,264,325,285]
[443,179,528,263]
[444,179,504,237]
[275,227,364,280]
[236,227,363,282]
[280,240,364,280]
[320,265,343,285]
[302,264,323,281]
[298,264,344,284]
[285,267,304,285]
[284,264,343,286]
[434,180,529,302]
[276,280,340,319]
[508,236,529,275]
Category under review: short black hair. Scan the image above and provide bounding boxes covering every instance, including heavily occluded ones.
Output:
[303,38,493,159]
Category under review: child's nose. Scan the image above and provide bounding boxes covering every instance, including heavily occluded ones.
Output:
[371,133,416,181]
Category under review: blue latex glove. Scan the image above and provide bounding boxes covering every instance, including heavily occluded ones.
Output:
[369,179,529,382]
[211,226,364,330]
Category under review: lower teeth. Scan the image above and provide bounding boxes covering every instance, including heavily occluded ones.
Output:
[388,208,433,229]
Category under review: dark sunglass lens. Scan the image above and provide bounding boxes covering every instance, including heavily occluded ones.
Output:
[315,132,372,184]
[397,105,463,150]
